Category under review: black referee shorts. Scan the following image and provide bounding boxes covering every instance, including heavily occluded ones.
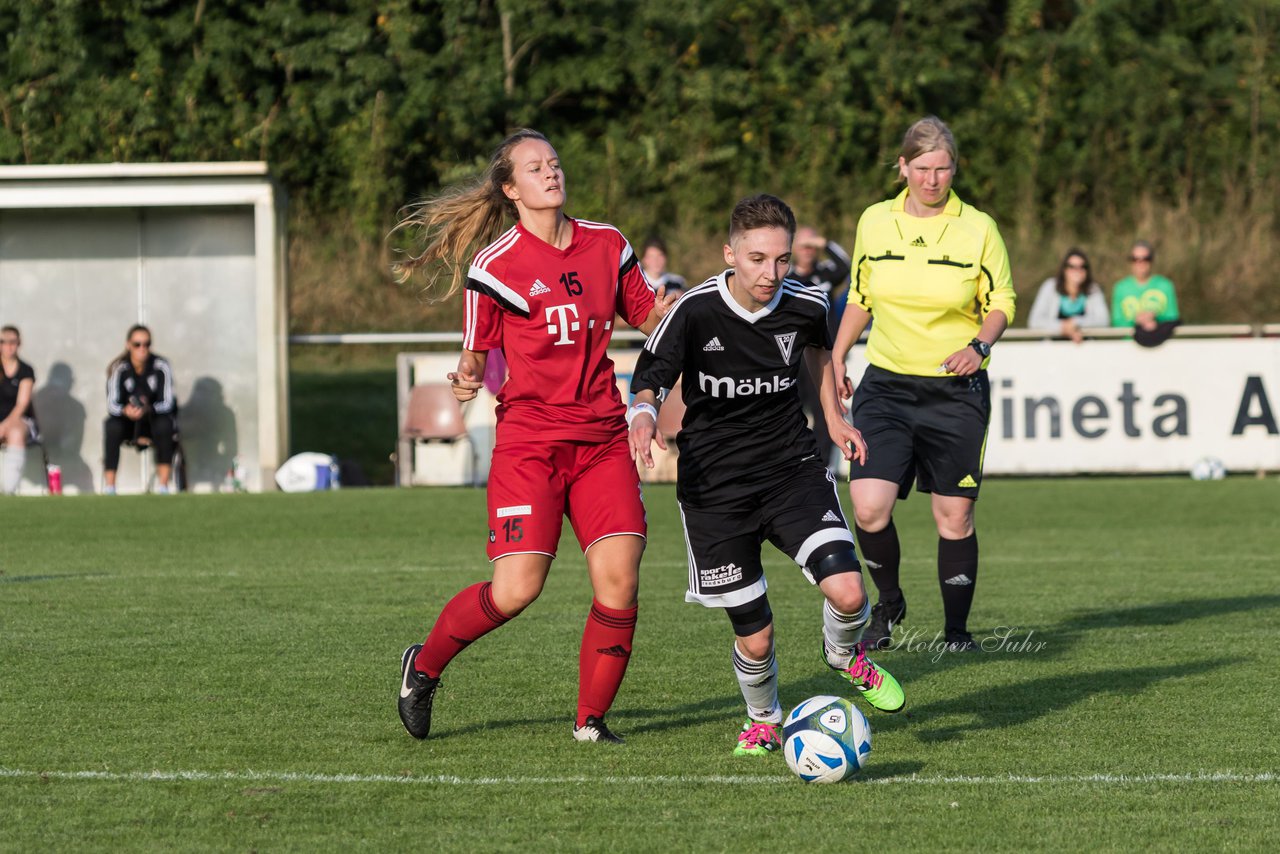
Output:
[850,364,991,500]
[678,457,855,609]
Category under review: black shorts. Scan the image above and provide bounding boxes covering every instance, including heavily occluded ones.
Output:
[850,364,991,500]
[678,457,854,608]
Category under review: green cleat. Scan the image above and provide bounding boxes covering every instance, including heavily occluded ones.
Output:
[829,642,905,713]
[733,719,782,756]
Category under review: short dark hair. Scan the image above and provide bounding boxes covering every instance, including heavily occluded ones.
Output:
[1130,239,1155,263]
[641,237,667,255]
[729,194,796,243]
[0,325,18,338]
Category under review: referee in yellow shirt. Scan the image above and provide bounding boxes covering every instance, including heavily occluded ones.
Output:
[832,116,1016,653]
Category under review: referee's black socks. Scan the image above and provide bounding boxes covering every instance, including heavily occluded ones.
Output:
[854,520,902,604]
[938,533,979,635]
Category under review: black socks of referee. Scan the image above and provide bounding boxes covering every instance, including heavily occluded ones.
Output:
[854,520,902,605]
[938,533,978,635]
[857,522,978,634]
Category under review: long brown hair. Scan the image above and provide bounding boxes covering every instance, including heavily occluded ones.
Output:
[391,128,552,300]
[1055,247,1097,297]
[108,323,151,378]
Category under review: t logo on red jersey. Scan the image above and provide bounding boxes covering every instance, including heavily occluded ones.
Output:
[545,303,581,346]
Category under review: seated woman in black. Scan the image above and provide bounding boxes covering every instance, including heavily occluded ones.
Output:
[103,324,177,494]
[1,324,38,494]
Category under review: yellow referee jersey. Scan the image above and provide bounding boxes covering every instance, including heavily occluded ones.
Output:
[850,188,1015,376]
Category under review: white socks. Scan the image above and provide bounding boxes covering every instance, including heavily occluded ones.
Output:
[2,447,25,494]
[732,643,781,724]
[822,598,871,669]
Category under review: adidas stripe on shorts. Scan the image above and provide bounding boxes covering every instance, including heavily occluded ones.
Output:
[849,364,992,500]
[678,456,855,609]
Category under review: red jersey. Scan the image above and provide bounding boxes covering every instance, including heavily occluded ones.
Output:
[464,218,656,444]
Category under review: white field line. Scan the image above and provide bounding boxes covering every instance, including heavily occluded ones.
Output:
[0,768,1275,787]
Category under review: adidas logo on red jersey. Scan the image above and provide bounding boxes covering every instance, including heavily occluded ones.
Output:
[529,278,551,296]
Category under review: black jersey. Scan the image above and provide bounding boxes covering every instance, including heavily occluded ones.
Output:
[790,241,851,339]
[632,271,832,506]
[107,354,176,417]
[789,241,851,298]
[0,358,35,420]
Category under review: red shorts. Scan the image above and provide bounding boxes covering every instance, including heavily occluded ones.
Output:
[486,434,647,561]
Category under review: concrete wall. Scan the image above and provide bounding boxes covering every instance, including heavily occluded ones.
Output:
[0,164,286,494]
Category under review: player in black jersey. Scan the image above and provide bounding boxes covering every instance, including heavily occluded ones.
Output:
[630,195,904,758]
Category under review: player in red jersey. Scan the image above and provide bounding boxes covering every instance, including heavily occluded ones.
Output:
[392,129,676,744]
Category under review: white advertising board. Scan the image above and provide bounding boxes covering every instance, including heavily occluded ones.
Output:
[399,338,1280,484]
[845,338,1280,474]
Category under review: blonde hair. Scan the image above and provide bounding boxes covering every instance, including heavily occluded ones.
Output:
[898,116,958,168]
[391,129,551,300]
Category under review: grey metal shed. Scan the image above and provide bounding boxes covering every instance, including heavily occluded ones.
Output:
[0,162,288,493]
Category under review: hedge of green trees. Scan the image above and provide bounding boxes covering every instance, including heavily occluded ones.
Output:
[4,1,1278,327]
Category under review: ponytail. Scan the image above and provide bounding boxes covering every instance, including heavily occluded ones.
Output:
[392,128,550,301]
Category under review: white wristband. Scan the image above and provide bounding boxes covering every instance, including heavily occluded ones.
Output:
[626,402,658,428]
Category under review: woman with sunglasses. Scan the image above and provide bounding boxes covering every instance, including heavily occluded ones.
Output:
[103,324,177,494]
[1111,240,1180,335]
[1027,248,1109,343]
[1,325,38,494]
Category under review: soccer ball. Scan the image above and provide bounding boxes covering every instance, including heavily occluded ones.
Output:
[1189,457,1226,481]
[782,695,872,783]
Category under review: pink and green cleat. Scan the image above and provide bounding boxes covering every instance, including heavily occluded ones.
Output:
[830,642,905,713]
[733,719,782,756]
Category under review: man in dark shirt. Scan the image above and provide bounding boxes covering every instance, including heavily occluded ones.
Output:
[789,227,853,469]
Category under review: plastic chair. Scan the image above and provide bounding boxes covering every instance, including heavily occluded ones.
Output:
[397,383,475,486]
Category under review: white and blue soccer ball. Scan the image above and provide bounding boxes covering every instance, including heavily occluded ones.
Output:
[275,452,342,492]
[1189,457,1227,481]
[782,695,872,783]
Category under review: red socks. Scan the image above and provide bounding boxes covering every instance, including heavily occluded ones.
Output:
[414,585,637,727]
[414,582,511,678]
[576,599,638,726]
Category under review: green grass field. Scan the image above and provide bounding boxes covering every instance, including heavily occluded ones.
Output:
[2,479,1278,851]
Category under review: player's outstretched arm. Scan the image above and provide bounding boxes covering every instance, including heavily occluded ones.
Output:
[626,389,663,469]
[448,349,487,402]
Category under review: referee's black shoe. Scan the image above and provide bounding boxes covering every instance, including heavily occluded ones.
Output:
[864,597,907,650]
[398,644,440,739]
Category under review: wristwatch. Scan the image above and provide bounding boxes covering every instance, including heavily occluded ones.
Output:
[969,338,992,359]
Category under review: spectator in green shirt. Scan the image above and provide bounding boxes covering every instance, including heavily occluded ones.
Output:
[1111,240,1179,330]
